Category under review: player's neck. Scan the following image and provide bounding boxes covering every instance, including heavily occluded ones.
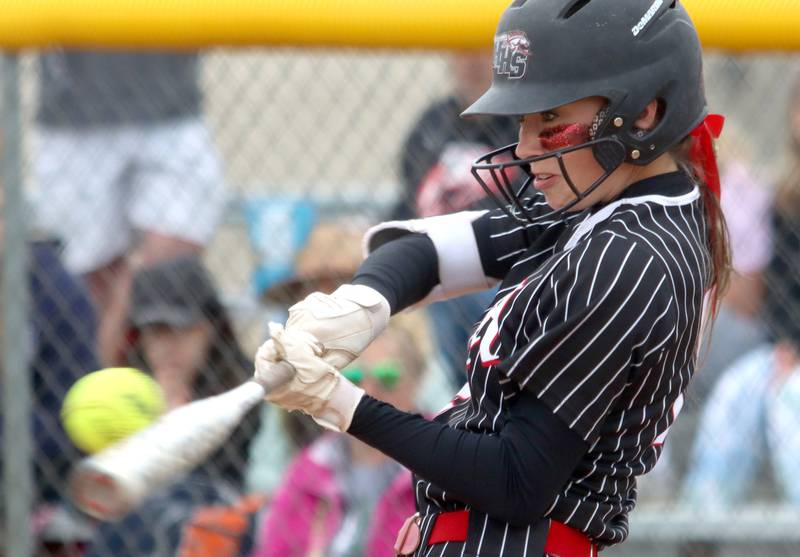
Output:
[629,154,680,184]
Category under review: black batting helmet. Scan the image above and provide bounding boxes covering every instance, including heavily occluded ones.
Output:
[465,0,708,221]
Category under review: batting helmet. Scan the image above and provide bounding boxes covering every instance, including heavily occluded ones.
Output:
[464,0,707,221]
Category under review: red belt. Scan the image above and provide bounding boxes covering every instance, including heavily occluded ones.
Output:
[428,510,597,557]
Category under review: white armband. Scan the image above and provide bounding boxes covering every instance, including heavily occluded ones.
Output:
[363,210,497,305]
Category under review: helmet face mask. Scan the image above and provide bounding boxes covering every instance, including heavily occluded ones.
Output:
[465,0,707,222]
[470,123,627,223]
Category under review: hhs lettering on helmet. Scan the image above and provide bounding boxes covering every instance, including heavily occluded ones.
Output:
[493,31,530,79]
[632,0,664,36]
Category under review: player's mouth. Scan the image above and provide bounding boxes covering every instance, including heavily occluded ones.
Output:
[533,173,559,190]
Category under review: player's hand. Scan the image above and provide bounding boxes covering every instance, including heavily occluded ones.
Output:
[284,284,391,368]
[256,323,365,433]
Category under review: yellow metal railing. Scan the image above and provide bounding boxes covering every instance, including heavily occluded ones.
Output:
[1,0,799,51]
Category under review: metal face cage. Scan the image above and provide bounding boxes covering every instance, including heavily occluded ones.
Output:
[470,136,627,223]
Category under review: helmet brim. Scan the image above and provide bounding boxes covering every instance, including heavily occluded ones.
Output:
[461,80,606,118]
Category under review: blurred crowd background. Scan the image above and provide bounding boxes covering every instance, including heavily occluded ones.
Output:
[1,46,799,557]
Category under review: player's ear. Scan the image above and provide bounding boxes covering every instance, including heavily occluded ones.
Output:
[634,99,661,131]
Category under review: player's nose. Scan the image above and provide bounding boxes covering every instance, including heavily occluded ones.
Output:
[515,124,546,160]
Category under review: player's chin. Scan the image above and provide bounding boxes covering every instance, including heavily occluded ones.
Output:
[542,189,576,211]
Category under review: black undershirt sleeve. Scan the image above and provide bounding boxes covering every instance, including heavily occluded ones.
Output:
[348,388,588,526]
[351,233,439,314]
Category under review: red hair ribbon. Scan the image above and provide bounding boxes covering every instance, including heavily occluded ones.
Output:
[689,114,725,198]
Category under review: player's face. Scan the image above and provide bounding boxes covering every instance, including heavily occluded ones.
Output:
[515,97,633,211]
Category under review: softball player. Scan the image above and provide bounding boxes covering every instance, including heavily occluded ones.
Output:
[255,1,730,555]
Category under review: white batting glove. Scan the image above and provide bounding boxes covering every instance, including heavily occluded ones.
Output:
[284,284,391,369]
[256,323,365,432]
[253,283,390,382]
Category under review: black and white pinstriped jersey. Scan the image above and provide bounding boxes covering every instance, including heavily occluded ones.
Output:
[415,171,710,550]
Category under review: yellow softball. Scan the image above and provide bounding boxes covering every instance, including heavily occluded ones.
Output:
[61,367,166,454]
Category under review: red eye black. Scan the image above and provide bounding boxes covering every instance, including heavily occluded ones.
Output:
[539,123,591,151]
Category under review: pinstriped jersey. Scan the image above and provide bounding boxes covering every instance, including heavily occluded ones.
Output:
[413,172,710,554]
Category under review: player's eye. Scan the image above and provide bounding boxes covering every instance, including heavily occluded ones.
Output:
[541,111,558,122]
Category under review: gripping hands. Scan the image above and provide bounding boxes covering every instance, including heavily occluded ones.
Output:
[253,284,391,432]
[257,323,365,432]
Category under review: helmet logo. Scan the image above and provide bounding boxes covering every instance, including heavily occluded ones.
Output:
[632,0,663,36]
[493,31,530,80]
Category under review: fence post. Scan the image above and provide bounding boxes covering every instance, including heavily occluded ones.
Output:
[1,51,33,557]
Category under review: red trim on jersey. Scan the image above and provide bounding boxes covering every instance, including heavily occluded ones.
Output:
[425,510,597,556]
[433,383,472,418]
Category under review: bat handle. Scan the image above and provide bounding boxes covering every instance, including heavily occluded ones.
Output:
[253,359,296,394]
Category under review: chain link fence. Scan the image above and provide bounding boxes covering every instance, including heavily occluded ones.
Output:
[1,48,799,557]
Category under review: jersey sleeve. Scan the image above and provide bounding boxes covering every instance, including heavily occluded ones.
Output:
[499,236,677,442]
[473,196,575,279]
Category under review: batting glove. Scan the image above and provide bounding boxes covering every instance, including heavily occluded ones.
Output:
[256,323,365,432]
[286,284,391,368]
[253,283,390,376]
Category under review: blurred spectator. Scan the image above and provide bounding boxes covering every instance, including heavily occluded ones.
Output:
[391,52,517,389]
[85,255,258,557]
[251,315,427,557]
[680,80,800,509]
[27,243,99,498]
[0,189,100,549]
[33,50,226,367]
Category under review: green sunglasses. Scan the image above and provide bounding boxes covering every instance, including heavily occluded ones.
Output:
[343,361,403,390]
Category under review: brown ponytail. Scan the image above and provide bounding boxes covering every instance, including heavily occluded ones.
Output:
[699,181,732,316]
[672,137,732,320]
